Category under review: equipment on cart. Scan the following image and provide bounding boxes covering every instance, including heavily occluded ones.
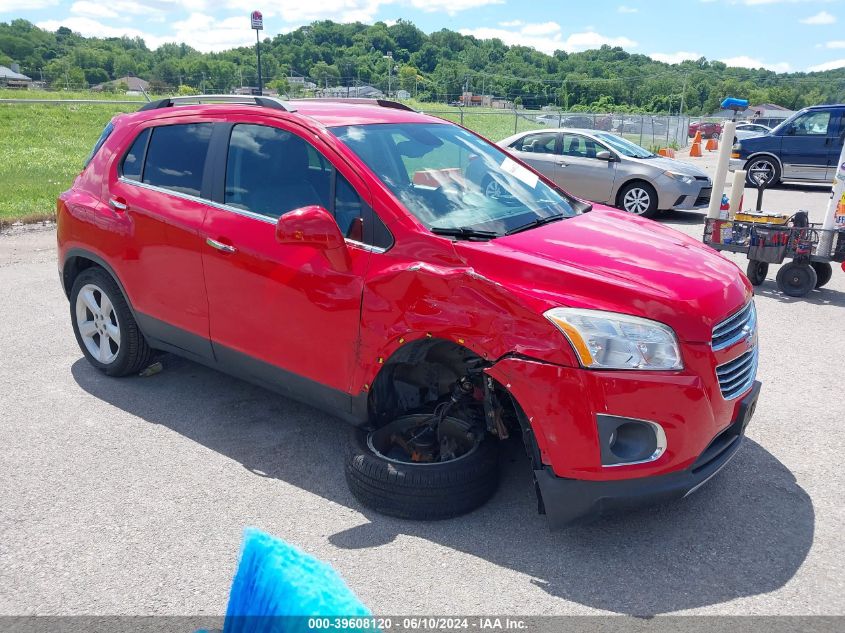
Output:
[704,212,844,297]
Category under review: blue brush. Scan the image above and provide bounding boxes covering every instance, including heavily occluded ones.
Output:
[222,528,371,633]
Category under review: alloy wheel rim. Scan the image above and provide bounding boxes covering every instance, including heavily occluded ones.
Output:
[623,188,651,214]
[75,283,120,364]
[750,160,775,184]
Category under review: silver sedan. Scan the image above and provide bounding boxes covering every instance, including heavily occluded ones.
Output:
[497,128,712,218]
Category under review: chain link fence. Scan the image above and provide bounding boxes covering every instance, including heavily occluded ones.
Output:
[425,107,692,148]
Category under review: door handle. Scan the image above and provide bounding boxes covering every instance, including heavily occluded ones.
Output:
[109,197,127,211]
[206,237,237,254]
[557,161,568,166]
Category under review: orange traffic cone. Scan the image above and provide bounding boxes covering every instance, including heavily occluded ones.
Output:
[689,140,703,157]
[706,137,718,151]
[658,148,676,158]
[693,131,702,145]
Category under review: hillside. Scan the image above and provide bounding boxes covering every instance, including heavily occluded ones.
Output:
[2,17,844,114]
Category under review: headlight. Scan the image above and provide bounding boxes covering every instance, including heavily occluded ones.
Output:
[544,308,683,370]
[732,142,742,152]
[663,170,695,185]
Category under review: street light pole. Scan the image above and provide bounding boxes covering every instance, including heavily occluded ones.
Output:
[384,52,393,97]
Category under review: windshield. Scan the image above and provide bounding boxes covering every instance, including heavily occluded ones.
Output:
[593,132,654,159]
[330,122,582,236]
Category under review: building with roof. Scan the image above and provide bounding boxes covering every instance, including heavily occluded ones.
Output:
[0,63,32,88]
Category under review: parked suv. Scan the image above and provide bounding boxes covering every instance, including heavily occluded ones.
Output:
[58,96,760,527]
[731,104,845,187]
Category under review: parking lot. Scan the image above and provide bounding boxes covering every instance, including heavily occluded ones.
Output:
[1,160,843,616]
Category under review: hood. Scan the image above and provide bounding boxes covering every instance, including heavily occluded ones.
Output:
[634,155,710,178]
[456,207,751,343]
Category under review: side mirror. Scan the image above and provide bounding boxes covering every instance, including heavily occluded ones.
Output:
[276,205,344,250]
[276,205,350,270]
[595,150,615,161]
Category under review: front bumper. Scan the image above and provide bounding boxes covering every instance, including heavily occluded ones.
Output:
[536,381,761,528]
[657,179,712,210]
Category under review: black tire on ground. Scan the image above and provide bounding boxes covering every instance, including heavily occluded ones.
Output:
[776,262,818,298]
[746,260,769,286]
[345,422,500,521]
[70,267,155,377]
[811,262,833,288]
[617,181,659,218]
[745,157,781,188]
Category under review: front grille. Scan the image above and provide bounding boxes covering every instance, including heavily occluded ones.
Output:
[712,301,756,351]
[716,348,758,400]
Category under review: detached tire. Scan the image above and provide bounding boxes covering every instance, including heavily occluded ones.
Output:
[345,418,499,521]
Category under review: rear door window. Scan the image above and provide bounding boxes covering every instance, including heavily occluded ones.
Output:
[511,133,558,154]
[143,123,213,197]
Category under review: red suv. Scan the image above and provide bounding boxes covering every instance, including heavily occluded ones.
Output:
[58,96,760,527]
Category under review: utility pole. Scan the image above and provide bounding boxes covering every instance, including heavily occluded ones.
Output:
[383,52,393,97]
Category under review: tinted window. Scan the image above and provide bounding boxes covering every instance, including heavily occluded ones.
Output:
[84,121,114,168]
[143,123,212,197]
[120,128,150,181]
[225,124,331,219]
[512,133,558,155]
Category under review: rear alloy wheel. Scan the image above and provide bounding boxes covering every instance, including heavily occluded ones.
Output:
[618,182,659,218]
[70,268,154,376]
[776,262,817,297]
[345,414,499,520]
[745,157,780,188]
[811,262,833,288]
[746,260,769,286]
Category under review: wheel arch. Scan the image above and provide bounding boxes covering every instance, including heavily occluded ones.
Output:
[744,152,784,172]
[62,249,136,320]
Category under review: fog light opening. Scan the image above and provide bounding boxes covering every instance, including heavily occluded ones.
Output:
[597,415,667,467]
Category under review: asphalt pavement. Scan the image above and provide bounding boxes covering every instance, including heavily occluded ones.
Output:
[1,164,843,616]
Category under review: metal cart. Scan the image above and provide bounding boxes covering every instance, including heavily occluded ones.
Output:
[704,215,845,297]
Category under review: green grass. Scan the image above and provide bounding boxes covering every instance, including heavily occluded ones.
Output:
[0,95,143,224]
[0,94,670,224]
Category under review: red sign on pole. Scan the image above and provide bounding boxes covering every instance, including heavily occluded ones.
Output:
[251,10,263,30]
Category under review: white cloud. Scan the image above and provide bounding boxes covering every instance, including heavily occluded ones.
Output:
[226,0,399,22]
[618,5,638,13]
[459,22,637,55]
[808,58,845,71]
[70,2,118,19]
[720,55,791,72]
[824,40,845,48]
[801,11,836,25]
[650,51,702,64]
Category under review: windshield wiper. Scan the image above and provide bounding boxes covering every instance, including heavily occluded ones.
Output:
[431,226,499,241]
[505,214,566,236]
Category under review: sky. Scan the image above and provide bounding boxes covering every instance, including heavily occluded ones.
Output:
[2,0,844,73]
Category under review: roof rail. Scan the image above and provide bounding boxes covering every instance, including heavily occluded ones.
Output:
[292,98,416,112]
[138,94,297,113]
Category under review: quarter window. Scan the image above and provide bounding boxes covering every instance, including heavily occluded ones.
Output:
[143,123,213,196]
[120,128,150,181]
